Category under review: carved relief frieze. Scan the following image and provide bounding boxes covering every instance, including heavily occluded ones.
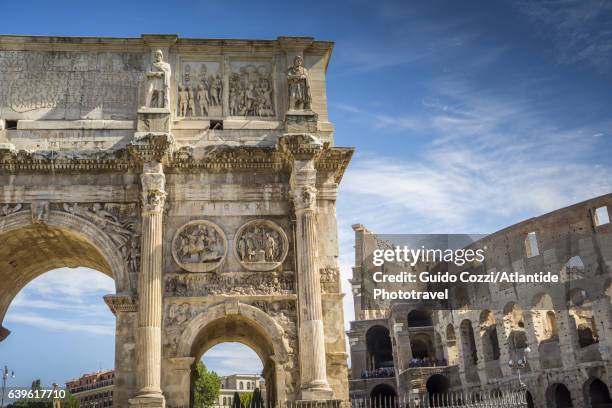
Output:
[0,203,24,217]
[234,219,288,271]
[320,267,340,293]
[164,271,295,297]
[57,202,141,274]
[171,220,227,272]
[170,145,283,171]
[177,60,222,117]
[229,61,275,118]
[0,51,143,119]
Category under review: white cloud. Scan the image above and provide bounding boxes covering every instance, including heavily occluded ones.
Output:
[6,313,114,336]
[515,0,612,72]
[23,267,115,299]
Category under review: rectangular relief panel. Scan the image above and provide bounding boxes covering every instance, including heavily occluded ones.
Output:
[177,59,224,118]
[0,51,143,120]
[228,59,276,119]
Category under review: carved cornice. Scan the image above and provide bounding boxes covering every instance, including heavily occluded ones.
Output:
[0,145,134,173]
[103,294,138,315]
[168,145,284,172]
[316,147,354,184]
[277,133,323,161]
[128,133,175,164]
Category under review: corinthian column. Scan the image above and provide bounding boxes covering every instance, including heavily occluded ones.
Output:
[130,161,166,408]
[285,136,333,401]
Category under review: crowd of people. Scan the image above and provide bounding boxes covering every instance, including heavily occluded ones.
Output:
[408,357,447,368]
[360,367,395,379]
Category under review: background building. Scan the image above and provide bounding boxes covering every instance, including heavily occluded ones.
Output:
[65,369,114,408]
[348,194,612,407]
[218,374,265,407]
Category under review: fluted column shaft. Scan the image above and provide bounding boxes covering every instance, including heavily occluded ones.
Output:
[291,158,332,400]
[137,161,166,398]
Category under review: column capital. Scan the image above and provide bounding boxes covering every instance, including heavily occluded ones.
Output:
[278,133,324,162]
[128,133,175,164]
[104,294,138,315]
[141,162,166,215]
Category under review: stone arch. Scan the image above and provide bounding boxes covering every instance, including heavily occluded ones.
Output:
[445,324,459,365]
[532,293,559,343]
[409,332,434,360]
[503,302,527,361]
[365,325,393,370]
[479,310,500,361]
[176,301,290,405]
[370,383,396,406]
[425,374,450,396]
[567,288,599,349]
[546,383,574,408]
[459,319,478,367]
[0,209,130,339]
[583,377,612,407]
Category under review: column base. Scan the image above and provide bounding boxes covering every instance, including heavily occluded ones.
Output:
[128,394,165,408]
[292,399,342,408]
[300,385,334,401]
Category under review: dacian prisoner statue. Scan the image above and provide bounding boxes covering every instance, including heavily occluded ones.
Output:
[287,55,311,111]
[145,49,171,109]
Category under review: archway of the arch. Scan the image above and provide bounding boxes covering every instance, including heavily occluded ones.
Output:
[585,378,612,408]
[0,209,137,406]
[169,301,295,408]
[370,383,396,408]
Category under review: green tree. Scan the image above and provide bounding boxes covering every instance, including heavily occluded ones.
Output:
[232,391,242,408]
[250,387,263,408]
[240,392,253,408]
[62,391,80,408]
[192,361,221,408]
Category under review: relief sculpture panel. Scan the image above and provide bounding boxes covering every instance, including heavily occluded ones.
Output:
[235,219,288,271]
[177,60,223,118]
[0,51,143,120]
[172,220,227,272]
[229,61,275,118]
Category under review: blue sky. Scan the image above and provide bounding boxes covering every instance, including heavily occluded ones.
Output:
[1,0,612,389]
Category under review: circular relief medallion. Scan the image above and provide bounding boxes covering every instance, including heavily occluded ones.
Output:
[234,219,289,271]
[172,220,227,272]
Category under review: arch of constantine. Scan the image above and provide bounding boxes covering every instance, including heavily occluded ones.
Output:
[0,34,352,408]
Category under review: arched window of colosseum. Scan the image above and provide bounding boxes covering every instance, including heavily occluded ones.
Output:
[459,319,478,366]
[546,383,573,408]
[524,231,540,257]
[532,293,559,343]
[445,325,459,365]
[479,310,500,361]
[594,206,610,226]
[560,256,585,282]
[407,309,432,327]
[409,332,435,363]
[365,325,394,370]
[585,378,612,407]
[503,303,528,361]
[569,308,599,348]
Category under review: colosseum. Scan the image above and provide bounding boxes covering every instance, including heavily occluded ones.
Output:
[348,194,612,408]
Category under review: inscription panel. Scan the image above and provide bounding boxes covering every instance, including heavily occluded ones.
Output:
[0,51,143,120]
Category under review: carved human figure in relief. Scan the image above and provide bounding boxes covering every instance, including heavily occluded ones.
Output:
[144,49,171,109]
[178,224,224,263]
[238,225,282,263]
[287,55,311,111]
[187,86,196,116]
[178,85,188,117]
[197,84,209,116]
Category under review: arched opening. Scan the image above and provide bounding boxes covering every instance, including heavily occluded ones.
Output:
[533,293,561,369]
[370,384,396,407]
[445,325,458,365]
[407,309,433,327]
[479,310,500,362]
[503,303,527,362]
[585,378,612,407]
[365,325,394,370]
[547,383,574,408]
[0,209,132,405]
[426,374,450,397]
[526,390,535,408]
[560,256,585,282]
[568,289,599,349]
[186,313,280,406]
[459,319,477,367]
[202,343,265,408]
